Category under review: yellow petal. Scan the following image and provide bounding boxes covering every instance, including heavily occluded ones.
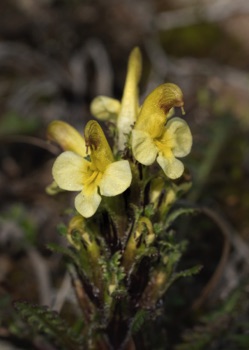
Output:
[100,160,132,196]
[52,151,88,191]
[75,190,101,218]
[47,120,86,157]
[117,47,142,148]
[132,130,158,165]
[83,170,102,196]
[157,154,184,179]
[90,96,121,120]
[165,117,192,157]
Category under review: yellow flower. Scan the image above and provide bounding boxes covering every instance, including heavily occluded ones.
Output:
[132,83,192,179]
[52,120,132,218]
[90,47,142,149]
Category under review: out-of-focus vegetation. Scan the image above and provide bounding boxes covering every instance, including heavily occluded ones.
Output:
[1,0,249,349]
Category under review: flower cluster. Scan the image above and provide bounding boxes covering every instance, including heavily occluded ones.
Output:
[47,47,192,219]
[45,47,196,350]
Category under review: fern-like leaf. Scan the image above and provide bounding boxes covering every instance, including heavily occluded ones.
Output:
[14,301,84,350]
[164,208,196,230]
[170,265,203,286]
[47,243,79,266]
[130,309,148,334]
[176,285,249,350]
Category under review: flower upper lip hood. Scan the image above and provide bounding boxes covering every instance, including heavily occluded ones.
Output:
[132,83,192,179]
[52,120,132,218]
[84,119,114,172]
[134,83,184,138]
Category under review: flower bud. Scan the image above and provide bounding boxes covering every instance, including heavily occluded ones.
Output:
[47,120,86,157]
[90,96,121,121]
[67,215,86,249]
[117,47,142,149]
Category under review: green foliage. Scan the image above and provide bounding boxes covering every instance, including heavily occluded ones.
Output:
[14,302,84,350]
[47,243,80,266]
[175,285,249,350]
[101,251,126,286]
[169,264,202,286]
[159,22,241,59]
[189,113,234,202]
[99,251,126,308]
[0,204,37,245]
[130,309,148,334]
[164,207,196,231]
[56,222,68,236]
[0,112,40,135]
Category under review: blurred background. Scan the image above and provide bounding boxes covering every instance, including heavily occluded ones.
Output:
[1,0,249,349]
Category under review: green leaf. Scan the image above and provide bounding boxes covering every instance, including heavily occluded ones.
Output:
[0,112,40,135]
[47,243,79,265]
[176,283,249,350]
[14,302,84,350]
[170,264,203,285]
[164,207,196,230]
[56,223,68,236]
[131,309,148,334]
